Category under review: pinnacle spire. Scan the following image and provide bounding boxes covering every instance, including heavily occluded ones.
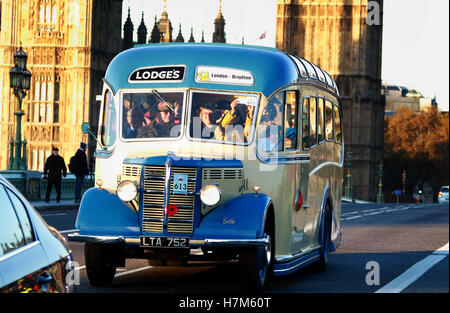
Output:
[122,6,134,50]
[216,0,224,18]
[188,26,195,43]
[150,15,161,43]
[175,23,184,42]
[137,11,148,44]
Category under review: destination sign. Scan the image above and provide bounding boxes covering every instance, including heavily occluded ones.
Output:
[195,66,255,86]
[129,66,186,83]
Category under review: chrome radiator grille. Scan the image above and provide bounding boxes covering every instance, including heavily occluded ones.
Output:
[142,166,197,234]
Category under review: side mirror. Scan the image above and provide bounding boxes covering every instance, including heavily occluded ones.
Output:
[81,122,91,134]
[81,122,105,150]
[286,127,297,140]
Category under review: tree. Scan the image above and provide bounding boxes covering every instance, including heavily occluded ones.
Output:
[384,106,449,202]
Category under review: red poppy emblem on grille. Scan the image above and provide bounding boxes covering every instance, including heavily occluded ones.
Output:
[167,204,178,216]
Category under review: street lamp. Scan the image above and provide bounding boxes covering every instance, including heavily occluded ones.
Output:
[345,151,354,202]
[8,46,31,170]
[377,161,384,203]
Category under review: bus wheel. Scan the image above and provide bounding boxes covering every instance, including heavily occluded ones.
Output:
[314,205,332,272]
[85,243,117,287]
[239,216,274,291]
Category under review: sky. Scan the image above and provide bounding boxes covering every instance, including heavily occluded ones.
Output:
[122,0,449,111]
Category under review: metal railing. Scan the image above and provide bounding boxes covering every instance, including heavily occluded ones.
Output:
[0,170,94,201]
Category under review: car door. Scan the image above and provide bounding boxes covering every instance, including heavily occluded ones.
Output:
[0,183,51,293]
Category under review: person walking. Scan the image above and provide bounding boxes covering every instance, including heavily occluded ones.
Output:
[69,142,89,203]
[44,147,67,203]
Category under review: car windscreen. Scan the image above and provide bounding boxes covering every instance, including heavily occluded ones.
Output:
[441,187,449,192]
[121,91,184,139]
[188,91,259,144]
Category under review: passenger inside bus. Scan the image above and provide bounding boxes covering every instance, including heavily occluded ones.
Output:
[216,96,257,143]
[122,92,183,139]
[191,102,217,139]
[257,99,283,152]
[137,102,176,138]
[190,94,255,143]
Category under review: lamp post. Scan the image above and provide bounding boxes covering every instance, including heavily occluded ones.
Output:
[8,46,31,171]
[345,151,354,202]
[401,170,407,201]
[377,161,384,203]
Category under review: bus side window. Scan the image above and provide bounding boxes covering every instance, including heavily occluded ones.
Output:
[317,98,324,143]
[309,97,317,147]
[325,100,334,141]
[101,89,117,147]
[284,91,298,150]
[301,97,310,149]
[257,92,284,152]
[333,105,342,143]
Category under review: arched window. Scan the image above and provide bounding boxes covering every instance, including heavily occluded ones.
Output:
[32,150,38,170]
[39,4,45,24]
[51,5,57,24]
[41,82,46,102]
[47,82,53,101]
[34,81,40,101]
[46,104,52,123]
[45,4,51,23]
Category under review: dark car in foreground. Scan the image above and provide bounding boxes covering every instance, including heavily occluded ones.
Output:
[0,175,73,293]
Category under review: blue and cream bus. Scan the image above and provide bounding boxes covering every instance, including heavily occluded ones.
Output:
[69,43,344,290]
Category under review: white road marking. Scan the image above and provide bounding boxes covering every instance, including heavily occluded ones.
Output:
[41,213,68,217]
[384,209,400,213]
[367,211,383,216]
[375,242,449,293]
[114,266,152,278]
[434,242,449,255]
[361,209,377,213]
[344,215,363,220]
[59,229,79,234]
[342,211,361,216]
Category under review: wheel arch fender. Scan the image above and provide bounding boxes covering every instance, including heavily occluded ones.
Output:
[75,188,140,237]
[196,193,273,239]
[317,185,340,252]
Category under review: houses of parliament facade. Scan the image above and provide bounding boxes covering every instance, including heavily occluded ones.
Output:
[0,0,383,201]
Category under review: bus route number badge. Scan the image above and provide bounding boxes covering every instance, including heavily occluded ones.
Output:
[173,174,188,195]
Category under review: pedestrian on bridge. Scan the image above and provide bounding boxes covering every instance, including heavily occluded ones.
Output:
[69,142,89,203]
[44,147,67,203]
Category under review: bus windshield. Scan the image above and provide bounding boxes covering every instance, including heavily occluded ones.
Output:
[189,91,259,144]
[121,91,184,139]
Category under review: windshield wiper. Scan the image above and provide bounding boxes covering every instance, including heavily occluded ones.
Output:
[152,89,176,114]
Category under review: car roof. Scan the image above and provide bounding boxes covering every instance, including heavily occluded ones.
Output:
[105,43,339,98]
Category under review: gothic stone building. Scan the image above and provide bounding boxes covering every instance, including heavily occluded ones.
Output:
[0,0,122,171]
[276,0,385,201]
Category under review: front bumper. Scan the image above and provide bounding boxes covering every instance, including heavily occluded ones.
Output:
[67,233,270,248]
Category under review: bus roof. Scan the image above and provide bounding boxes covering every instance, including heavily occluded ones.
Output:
[104,43,339,98]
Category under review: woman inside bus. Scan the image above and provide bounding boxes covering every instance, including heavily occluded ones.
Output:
[190,102,218,139]
[214,96,250,142]
[257,100,283,152]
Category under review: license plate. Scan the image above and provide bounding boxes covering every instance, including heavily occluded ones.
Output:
[140,236,190,248]
[173,174,188,194]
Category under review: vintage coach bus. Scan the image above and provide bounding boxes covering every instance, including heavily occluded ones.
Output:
[69,43,344,290]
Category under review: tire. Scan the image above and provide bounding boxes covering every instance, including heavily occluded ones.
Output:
[239,214,274,291]
[313,205,332,272]
[84,243,117,287]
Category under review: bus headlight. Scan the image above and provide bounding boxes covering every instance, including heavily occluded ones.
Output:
[117,180,138,202]
[200,184,221,206]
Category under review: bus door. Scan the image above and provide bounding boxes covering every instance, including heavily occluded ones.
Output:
[282,90,310,253]
[300,95,320,249]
